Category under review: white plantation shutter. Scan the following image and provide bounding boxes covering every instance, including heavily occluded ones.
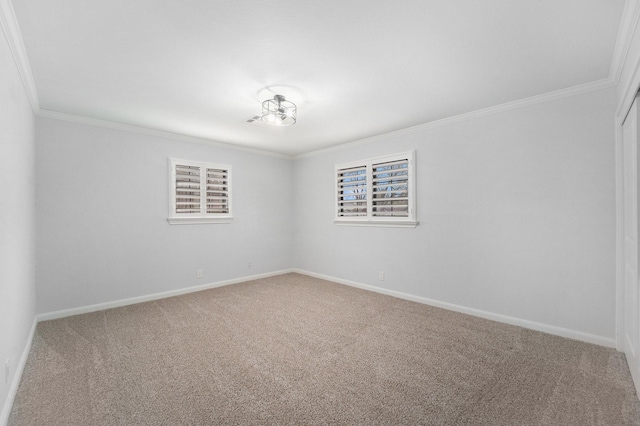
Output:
[175,164,201,214]
[371,158,409,217]
[337,165,367,217]
[335,151,416,227]
[169,159,233,224]
[206,168,229,214]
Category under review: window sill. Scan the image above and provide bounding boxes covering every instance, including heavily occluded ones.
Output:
[334,219,418,228]
[168,216,234,225]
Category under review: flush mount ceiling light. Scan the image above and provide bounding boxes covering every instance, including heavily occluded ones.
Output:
[261,95,296,126]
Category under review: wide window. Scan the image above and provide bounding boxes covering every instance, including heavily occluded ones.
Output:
[168,158,233,224]
[335,151,417,227]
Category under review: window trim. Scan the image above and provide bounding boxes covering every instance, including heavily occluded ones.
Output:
[168,158,233,225]
[334,150,417,228]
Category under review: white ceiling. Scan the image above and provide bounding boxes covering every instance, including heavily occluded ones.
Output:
[11,0,627,156]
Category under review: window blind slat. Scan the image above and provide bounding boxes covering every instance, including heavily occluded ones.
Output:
[338,166,366,173]
[373,205,409,209]
[373,167,408,175]
[372,176,408,184]
[372,159,409,169]
[338,178,366,184]
[338,173,366,180]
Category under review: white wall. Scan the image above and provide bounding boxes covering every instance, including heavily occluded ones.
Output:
[0,18,36,424]
[35,118,293,314]
[293,87,617,342]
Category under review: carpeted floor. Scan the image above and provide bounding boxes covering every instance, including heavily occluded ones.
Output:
[8,273,640,425]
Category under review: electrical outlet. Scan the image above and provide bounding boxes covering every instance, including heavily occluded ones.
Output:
[4,359,9,384]
[379,271,384,281]
[196,269,203,279]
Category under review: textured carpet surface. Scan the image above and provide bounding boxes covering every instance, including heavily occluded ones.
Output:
[8,273,640,425]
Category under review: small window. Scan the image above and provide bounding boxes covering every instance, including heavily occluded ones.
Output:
[335,151,417,227]
[168,158,233,224]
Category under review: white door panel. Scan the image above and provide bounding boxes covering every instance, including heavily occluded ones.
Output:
[622,95,640,393]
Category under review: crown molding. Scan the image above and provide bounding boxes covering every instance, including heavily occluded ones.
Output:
[615,47,640,123]
[39,75,616,162]
[615,0,640,121]
[296,77,616,159]
[0,0,39,112]
[37,109,293,160]
[611,0,640,86]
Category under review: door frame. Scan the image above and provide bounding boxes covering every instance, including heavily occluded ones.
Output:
[617,73,640,355]
[616,44,640,396]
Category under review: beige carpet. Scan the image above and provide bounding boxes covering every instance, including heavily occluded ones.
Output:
[8,273,640,425]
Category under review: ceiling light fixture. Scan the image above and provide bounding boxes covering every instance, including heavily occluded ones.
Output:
[261,95,296,126]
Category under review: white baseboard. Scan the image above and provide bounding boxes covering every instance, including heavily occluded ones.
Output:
[38,269,294,322]
[36,267,617,347]
[293,269,617,349]
[624,334,640,396]
[0,316,37,426]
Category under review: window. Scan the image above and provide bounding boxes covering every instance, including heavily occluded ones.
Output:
[168,158,233,224]
[335,151,417,227]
